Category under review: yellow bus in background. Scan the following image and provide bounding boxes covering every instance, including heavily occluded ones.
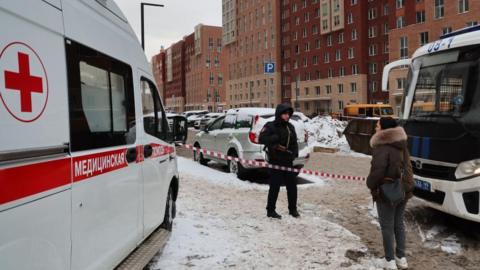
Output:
[343,104,395,118]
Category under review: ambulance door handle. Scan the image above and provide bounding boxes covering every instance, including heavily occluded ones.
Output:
[144,145,153,158]
[126,147,137,163]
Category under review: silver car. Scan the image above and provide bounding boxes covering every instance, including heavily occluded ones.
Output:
[193,108,310,179]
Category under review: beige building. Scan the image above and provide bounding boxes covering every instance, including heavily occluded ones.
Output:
[222,0,282,109]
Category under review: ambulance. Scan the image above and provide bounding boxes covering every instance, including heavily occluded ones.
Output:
[0,1,185,269]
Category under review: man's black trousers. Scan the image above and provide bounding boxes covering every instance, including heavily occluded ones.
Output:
[266,168,297,212]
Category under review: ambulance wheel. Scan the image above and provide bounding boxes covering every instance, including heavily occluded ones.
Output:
[161,186,175,231]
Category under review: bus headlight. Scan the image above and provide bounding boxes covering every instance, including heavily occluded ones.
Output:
[455,159,480,179]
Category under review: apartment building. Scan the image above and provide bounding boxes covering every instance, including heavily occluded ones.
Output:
[223,0,282,109]
[387,0,479,114]
[152,25,227,112]
[281,0,390,116]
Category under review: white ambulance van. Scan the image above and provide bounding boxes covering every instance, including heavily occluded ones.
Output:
[0,1,185,269]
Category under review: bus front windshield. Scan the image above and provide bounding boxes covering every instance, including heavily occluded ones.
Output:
[410,45,480,117]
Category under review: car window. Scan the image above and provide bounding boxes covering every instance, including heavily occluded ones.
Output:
[222,114,236,129]
[236,114,252,129]
[209,116,224,131]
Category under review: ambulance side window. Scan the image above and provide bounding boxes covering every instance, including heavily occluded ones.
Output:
[66,40,136,152]
[141,78,167,140]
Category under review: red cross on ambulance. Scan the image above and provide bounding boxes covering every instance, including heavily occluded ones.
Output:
[0,42,48,122]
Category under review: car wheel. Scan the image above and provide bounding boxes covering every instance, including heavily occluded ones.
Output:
[193,145,208,166]
[228,151,247,180]
[160,186,175,231]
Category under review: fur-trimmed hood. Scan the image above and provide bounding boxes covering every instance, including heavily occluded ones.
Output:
[370,126,408,148]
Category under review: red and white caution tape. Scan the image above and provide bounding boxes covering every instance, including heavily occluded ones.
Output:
[178,143,366,182]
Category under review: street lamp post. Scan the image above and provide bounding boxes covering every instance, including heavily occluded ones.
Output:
[141,2,164,51]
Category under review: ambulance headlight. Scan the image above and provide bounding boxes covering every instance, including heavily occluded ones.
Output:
[455,159,480,179]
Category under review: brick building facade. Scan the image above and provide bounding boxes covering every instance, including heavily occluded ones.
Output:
[152,25,227,112]
[280,0,390,116]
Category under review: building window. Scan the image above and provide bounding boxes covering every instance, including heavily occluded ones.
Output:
[384,23,389,35]
[420,32,429,46]
[352,64,359,75]
[338,84,344,94]
[316,86,321,96]
[369,63,377,74]
[338,32,344,44]
[416,10,425,23]
[368,8,377,20]
[348,48,355,59]
[383,4,389,15]
[334,15,341,26]
[458,0,469,13]
[396,0,404,9]
[351,29,358,40]
[313,55,319,65]
[338,100,344,110]
[396,16,405,28]
[384,40,389,54]
[305,12,310,22]
[347,13,353,24]
[351,0,357,5]
[442,27,452,35]
[327,68,333,78]
[339,67,345,77]
[324,52,330,63]
[312,25,318,35]
[303,27,308,38]
[467,21,478,27]
[336,49,341,61]
[326,85,332,94]
[316,39,321,49]
[368,26,377,38]
[305,87,309,95]
[400,37,408,59]
[369,44,377,56]
[435,0,444,19]
[305,42,311,51]
[327,35,333,46]
[351,82,357,93]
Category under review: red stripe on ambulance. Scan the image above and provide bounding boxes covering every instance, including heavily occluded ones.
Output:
[0,158,71,205]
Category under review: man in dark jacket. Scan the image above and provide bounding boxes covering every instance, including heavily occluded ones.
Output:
[259,103,299,219]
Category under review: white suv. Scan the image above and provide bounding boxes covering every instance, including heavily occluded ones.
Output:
[193,108,310,179]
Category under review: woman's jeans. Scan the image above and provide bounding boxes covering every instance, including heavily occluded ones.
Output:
[376,200,406,261]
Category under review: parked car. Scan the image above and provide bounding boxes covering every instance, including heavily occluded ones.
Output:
[193,108,310,179]
[194,112,224,130]
[184,110,208,127]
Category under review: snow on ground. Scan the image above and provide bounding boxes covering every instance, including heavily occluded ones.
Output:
[150,157,381,270]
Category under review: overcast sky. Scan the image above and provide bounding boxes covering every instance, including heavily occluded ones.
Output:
[115,0,222,60]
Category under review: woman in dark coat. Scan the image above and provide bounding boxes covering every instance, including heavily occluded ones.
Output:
[367,117,414,270]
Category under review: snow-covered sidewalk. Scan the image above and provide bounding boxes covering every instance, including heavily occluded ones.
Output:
[149,158,380,269]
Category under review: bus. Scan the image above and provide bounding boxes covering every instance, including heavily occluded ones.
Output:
[383,25,480,222]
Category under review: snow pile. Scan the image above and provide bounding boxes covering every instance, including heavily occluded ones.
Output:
[305,116,350,151]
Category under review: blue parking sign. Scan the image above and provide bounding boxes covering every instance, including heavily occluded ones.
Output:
[264,62,275,74]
